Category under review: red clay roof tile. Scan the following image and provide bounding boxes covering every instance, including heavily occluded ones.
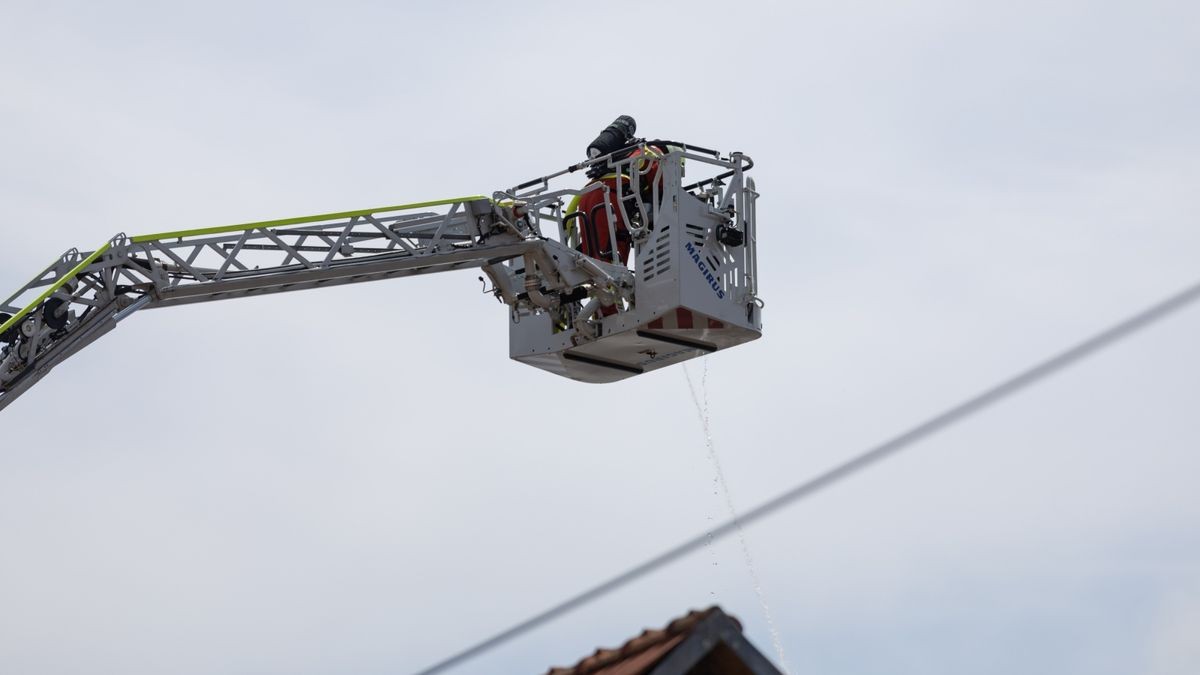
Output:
[544,606,741,675]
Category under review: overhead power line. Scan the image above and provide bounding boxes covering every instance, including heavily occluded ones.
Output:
[414,278,1200,675]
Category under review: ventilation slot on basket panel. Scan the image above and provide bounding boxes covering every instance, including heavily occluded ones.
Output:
[640,224,672,282]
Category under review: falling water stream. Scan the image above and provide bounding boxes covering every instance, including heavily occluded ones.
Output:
[684,359,791,674]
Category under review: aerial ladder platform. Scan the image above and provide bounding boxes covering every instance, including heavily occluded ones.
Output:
[0,118,762,412]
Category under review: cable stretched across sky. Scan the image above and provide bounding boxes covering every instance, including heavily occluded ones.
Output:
[413,277,1200,675]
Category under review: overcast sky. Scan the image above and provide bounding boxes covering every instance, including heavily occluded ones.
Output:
[2,1,1199,674]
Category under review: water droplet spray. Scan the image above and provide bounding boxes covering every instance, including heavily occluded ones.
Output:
[685,359,790,673]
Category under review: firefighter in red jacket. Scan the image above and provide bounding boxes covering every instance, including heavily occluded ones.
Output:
[569,116,667,267]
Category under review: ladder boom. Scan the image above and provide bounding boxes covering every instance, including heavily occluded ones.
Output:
[0,195,627,411]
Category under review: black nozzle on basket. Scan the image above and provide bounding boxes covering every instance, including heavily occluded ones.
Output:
[587,115,637,159]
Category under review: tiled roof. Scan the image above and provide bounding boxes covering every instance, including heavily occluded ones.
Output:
[545,607,741,675]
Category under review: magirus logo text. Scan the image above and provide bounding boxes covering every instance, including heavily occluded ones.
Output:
[685,242,726,300]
